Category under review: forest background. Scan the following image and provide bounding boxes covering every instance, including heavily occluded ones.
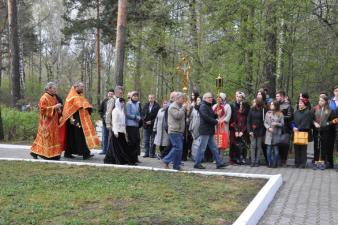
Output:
[0,0,337,141]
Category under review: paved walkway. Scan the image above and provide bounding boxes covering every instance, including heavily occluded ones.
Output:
[0,145,337,225]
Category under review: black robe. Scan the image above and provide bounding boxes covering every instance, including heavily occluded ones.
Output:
[65,111,91,157]
[104,132,136,165]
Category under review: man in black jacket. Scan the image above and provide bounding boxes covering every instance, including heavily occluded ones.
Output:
[194,92,226,169]
[142,94,160,157]
[98,89,114,154]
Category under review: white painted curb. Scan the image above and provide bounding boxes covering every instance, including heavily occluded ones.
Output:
[0,144,101,152]
[0,144,31,150]
[0,158,282,225]
[233,174,282,225]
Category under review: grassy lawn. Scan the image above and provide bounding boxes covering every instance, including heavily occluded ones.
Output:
[0,162,265,225]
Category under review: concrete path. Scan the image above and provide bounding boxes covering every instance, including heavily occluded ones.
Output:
[0,144,337,225]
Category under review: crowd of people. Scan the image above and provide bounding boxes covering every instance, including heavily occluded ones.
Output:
[30,81,338,171]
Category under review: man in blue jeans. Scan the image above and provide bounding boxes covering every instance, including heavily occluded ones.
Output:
[142,94,160,158]
[162,92,189,170]
[194,92,226,169]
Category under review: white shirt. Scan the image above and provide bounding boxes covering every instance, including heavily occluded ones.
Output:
[112,106,126,135]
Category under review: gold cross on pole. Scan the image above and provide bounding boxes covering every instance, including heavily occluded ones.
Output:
[176,57,192,94]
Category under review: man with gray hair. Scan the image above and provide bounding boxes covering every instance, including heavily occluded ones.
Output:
[105,86,124,131]
[162,92,189,170]
[31,82,63,160]
[194,92,226,169]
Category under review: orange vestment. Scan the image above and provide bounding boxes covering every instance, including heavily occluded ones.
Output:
[59,87,100,149]
[31,93,64,158]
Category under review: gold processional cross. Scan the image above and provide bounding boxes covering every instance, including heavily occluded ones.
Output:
[176,57,192,94]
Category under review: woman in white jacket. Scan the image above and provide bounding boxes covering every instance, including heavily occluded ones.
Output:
[104,98,136,165]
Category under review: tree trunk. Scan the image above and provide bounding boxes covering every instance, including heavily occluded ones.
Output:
[8,0,22,107]
[276,18,285,90]
[240,4,254,95]
[96,0,101,107]
[262,0,277,96]
[17,0,24,97]
[18,29,25,98]
[0,106,4,141]
[0,37,2,89]
[189,0,201,90]
[38,20,42,85]
[134,33,142,97]
[114,0,127,86]
[247,5,255,95]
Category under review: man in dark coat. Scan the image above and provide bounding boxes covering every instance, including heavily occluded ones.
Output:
[98,89,114,154]
[142,94,160,158]
[194,92,226,169]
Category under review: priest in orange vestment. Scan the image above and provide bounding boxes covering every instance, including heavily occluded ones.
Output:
[59,81,100,159]
[31,82,64,160]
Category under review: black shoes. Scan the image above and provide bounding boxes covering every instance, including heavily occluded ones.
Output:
[30,152,38,159]
[143,155,149,158]
[216,163,227,169]
[64,154,75,159]
[193,164,206,169]
[83,154,94,160]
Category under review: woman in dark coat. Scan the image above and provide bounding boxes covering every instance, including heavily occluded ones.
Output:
[247,98,266,167]
[313,96,335,168]
[292,98,313,168]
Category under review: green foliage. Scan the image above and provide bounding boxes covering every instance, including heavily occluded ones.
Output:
[0,161,265,225]
[2,0,338,107]
[0,105,101,142]
[0,106,39,142]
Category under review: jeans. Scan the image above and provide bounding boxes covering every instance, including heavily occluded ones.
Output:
[102,125,109,154]
[250,136,263,164]
[266,145,279,167]
[194,135,224,167]
[162,133,183,170]
[144,128,155,156]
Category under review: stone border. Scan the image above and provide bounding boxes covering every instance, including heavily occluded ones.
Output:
[0,157,282,225]
[0,144,31,150]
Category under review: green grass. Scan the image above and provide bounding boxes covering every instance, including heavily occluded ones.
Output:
[0,162,265,225]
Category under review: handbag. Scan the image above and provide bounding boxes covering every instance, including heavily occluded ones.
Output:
[294,131,308,145]
[214,132,229,149]
[273,133,290,147]
[214,122,229,149]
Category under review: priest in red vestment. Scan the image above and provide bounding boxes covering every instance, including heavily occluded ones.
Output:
[31,82,64,160]
[59,81,100,159]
